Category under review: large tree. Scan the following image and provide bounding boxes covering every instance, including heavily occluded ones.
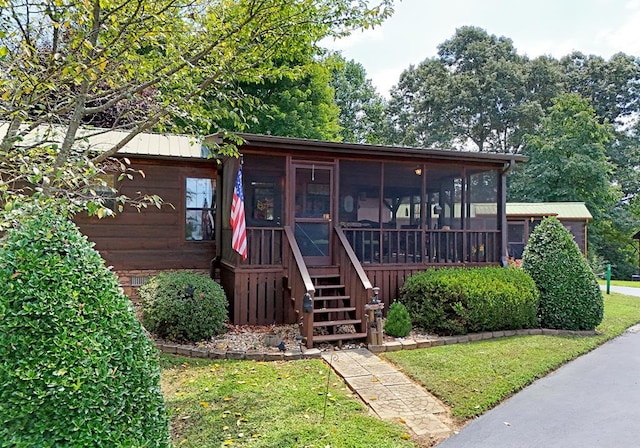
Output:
[329,54,386,144]
[0,0,394,226]
[386,26,536,152]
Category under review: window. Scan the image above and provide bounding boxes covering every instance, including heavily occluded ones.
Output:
[186,178,215,241]
[94,173,117,212]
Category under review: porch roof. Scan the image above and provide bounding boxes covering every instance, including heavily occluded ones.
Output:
[206,133,526,165]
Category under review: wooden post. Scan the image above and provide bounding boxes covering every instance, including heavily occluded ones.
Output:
[365,302,384,346]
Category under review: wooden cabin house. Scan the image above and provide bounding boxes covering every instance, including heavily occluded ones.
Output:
[73,131,526,346]
[209,134,524,346]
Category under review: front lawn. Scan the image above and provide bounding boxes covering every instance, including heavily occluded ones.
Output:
[383,292,640,420]
[598,279,640,288]
[160,356,416,447]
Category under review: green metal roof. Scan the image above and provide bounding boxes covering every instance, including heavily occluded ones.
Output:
[506,202,592,220]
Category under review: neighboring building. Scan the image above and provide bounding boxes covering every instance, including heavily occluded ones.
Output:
[505,202,592,259]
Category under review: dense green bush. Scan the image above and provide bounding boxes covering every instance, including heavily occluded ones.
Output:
[399,267,539,335]
[0,209,169,446]
[140,270,228,342]
[384,301,412,337]
[523,217,603,330]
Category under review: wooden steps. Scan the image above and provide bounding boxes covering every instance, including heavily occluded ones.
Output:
[307,271,367,346]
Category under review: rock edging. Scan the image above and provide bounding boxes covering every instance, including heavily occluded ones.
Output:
[156,327,598,360]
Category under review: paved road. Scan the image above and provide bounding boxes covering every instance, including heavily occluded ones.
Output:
[602,284,640,297]
[439,286,640,448]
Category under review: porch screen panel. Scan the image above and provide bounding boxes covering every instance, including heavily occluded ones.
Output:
[338,161,381,225]
[468,170,498,230]
[339,161,381,263]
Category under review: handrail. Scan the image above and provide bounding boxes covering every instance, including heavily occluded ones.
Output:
[334,226,372,290]
[283,226,315,294]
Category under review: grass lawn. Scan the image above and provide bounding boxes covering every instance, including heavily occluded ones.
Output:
[160,356,417,447]
[383,292,640,421]
[598,279,640,288]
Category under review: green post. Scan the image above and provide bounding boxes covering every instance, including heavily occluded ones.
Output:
[606,263,611,295]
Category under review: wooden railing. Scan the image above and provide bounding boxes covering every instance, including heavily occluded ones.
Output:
[245,227,283,265]
[341,228,501,265]
[333,226,373,332]
[282,226,315,347]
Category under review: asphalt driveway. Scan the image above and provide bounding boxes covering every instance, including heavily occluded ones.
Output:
[438,286,640,448]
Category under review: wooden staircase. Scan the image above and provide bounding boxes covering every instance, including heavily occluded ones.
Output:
[309,268,367,344]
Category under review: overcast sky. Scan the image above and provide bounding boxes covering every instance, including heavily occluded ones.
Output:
[324,0,640,97]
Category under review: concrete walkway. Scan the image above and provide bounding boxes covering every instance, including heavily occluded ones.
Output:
[322,348,452,442]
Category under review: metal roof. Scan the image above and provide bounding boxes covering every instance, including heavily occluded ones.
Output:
[0,122,204,159]
[506,202,592,220]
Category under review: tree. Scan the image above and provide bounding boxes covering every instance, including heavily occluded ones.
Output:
[225,58,341,140]
[0,0,394,226]
[509,93,615,212]
[386,26,537,152]
[329,54,386,144]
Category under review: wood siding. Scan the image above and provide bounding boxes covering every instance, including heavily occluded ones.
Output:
[75,157,217,271]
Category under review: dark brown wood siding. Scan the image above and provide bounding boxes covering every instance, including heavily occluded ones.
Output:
[75,157,217,271]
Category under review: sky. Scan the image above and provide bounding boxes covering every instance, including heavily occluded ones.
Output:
[324,0,640,97]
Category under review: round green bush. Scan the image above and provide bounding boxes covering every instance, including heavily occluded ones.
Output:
[523,216,603,330]
[140,271,228,342]
[384,301,412,337]
[0,209,169,446]
[400,267,539,335]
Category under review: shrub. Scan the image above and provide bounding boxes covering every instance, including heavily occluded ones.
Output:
[523,216,603,330]
[384,301,412,337]
[140,271,228,342]
[0,209,169,447]
[399,267,539,335]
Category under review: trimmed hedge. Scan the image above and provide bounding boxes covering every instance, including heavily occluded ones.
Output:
[140,271,228,342]
[0,209,169,446]
[523,216,603,330]
[399,267,540,335]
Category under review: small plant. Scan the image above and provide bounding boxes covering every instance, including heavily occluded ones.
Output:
[0,208,169,446]
[384,301,413,337]
[140,271,228,342]
[523,216,603,330]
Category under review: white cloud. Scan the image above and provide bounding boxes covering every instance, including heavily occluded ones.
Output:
[604,4,640,55]
[321,27,385,52]
[370,67,405,98]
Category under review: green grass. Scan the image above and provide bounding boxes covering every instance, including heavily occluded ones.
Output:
[160,356,416,447]
[383,292,640,421]
[598,279,640,288]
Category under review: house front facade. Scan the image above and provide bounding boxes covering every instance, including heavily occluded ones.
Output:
[76,131,524,346]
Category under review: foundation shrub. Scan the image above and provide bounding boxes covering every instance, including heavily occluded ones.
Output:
[384,301,412,337]
[0,209,169,447]
[523,217,603,330]
[399,267,539,335]
[140,271,228,342]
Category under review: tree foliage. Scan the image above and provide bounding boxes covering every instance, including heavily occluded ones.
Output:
[329,54,386,144]
[509,93,615,213]
[386,26,538,152]
[0,0,394,226]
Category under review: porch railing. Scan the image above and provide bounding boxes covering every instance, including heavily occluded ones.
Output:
[282,226,315,347]
[246,227,283,265]
[332,226,373,336]
[341,228,501,265]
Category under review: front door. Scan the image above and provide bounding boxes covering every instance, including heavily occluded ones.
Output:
[294,164,333,266]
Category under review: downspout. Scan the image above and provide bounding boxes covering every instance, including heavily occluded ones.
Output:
[500,159,517,266]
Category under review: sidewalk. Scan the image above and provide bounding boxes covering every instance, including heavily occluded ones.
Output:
[321,348,452,443]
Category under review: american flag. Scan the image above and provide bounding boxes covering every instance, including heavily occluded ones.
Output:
[231,165,247,260]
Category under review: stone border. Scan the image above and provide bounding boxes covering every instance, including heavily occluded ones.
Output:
[156,327,598,360]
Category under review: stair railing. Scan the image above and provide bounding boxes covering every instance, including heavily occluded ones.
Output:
[283,226,316,347]
[333,226,373,334]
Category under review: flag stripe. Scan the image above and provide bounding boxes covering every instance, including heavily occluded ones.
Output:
[231,165,247,260]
